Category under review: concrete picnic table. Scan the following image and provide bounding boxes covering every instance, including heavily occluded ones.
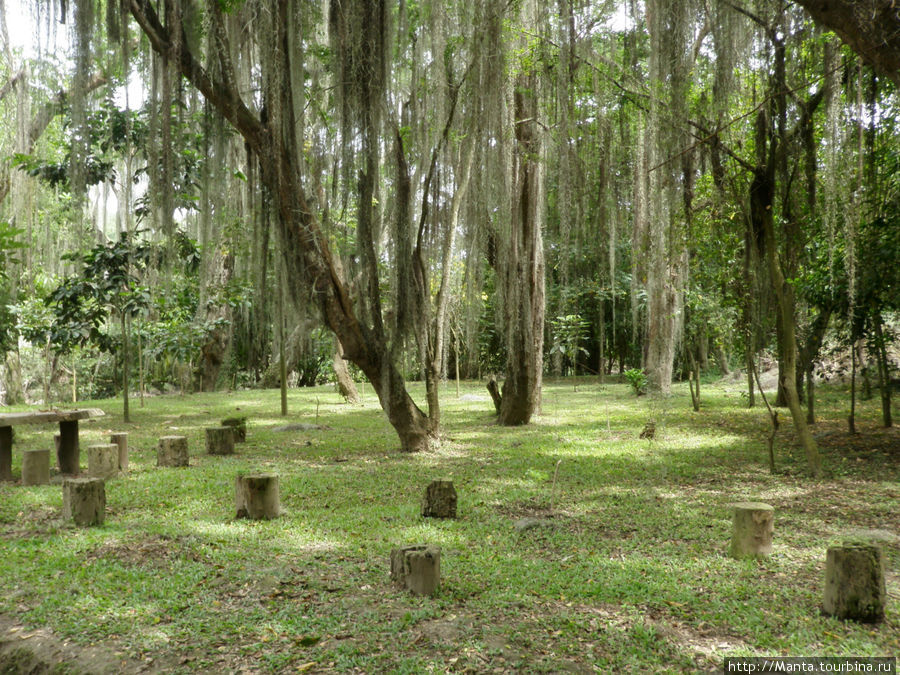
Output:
[0,408,105,481]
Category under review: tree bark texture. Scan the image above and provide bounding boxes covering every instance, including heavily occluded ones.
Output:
[873,314,893,427]
[128,0,431,452]
[499,79,545,426]
[197,252,234,392]
[793,0,900,88]
[332,339,360,404]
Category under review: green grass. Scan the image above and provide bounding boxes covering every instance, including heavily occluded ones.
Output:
[1,378,898,673]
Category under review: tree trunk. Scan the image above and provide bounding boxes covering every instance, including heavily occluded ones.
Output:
[873,313,893,427]
[499,80,545,426]
[792,0,900,87]
[797,307,832,407]
[196,252,234,392]
[715,342,730,375]
[333,338,360,404]
[849,339,858,434]
[751,111,821,476]
[128,0,432,452]
[121,313,130,423]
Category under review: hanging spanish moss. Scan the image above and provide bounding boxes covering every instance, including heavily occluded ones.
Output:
[68,0,93,232]
[642,0,695,393]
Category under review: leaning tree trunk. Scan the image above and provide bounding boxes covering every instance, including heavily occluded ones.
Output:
[751,112,821,476]
[498,81,545,426]
[128,0,432,452]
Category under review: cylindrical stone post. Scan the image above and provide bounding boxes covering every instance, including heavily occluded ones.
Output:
[390,544,441,596]
[221,417,247,443]
[235,473,280,519]
[88,444,119,479]
[157,436,189,467]
[823,543,887,623]
[110,433,128,472]
[0,426,13,482]
[206,427,235,456]
[62,477,106,526]
[422,479,457,519]
[57,420,80,475]
[729,502,774,558]
[22,449,50,486]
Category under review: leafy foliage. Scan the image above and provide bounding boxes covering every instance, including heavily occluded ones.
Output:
[46,232,152,354]
[624,368,648,395]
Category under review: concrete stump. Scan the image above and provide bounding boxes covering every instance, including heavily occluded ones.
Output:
[110,433,128,472]
[0,426,12,482]
[421,479,457,519]
[57,420,80,475]
[158,436,189,467]
[206,426,235,456]
[22,449,50,486]
[235,473,280,520]
[88,444,119,479]
[221,417,247,443]
[823,543,887,623]
[729,502,774,558]
[391,544,441,596]
[62,477,105,526]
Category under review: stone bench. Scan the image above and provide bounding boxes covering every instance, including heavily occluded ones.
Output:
[0,408,105,481]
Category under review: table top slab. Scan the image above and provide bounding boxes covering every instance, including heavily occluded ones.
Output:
[0,409,105,426]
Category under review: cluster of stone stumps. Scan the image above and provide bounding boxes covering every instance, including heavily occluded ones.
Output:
[729,501,887,623]
[388,479,457,597]
[54,432,129,527]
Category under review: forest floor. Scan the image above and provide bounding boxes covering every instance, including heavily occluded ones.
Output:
[0,376,897,673]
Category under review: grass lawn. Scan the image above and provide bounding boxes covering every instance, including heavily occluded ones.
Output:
[1,377,897,673]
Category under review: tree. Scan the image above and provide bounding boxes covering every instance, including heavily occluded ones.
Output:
[47,232,151,422]
[125,0,439,451]
[792,0,900,87]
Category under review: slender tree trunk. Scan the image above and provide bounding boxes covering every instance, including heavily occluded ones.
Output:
[278,262,288,417]
[873,313,893,427]
[138,321,144,406]
[751,120,820,475]
[121,313,130,423]
[849,339,858,434]
[425,142,474,432]
[806,365,815,424]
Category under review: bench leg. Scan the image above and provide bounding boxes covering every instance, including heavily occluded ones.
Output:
[0,426,11,481]
[58,420,80,475]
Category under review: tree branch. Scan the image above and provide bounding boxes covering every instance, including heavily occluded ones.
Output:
[127,0,264,151]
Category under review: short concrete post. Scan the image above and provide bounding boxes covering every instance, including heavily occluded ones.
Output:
[391,544,441,596]
[62,477,106,526]
[729,502,774,558]
[88,444,119,479]
[421,479,457,519]
[235,473,280,519]
[157,436,189,467]
[0,426,14,482]
[57,420,80,475]
[221,417,247,443]
[22,449,50,486]
[823,543,887,623]
[110,433,128,472]
[206,426,235,456]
